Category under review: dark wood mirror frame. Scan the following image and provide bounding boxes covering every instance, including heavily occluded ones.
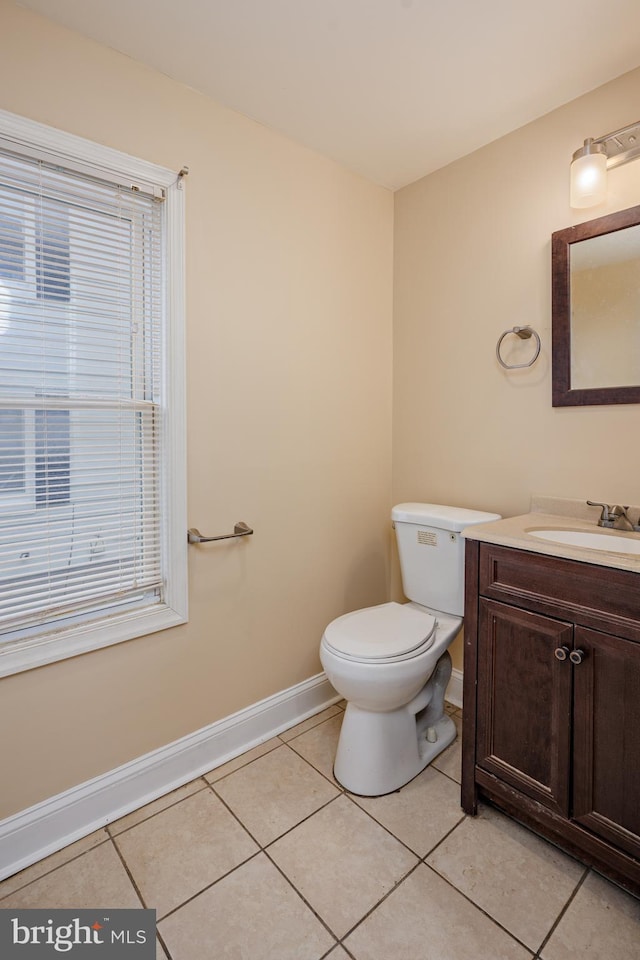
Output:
[552,203,640,406]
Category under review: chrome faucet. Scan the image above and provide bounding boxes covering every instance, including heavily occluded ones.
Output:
[587,501,640,532]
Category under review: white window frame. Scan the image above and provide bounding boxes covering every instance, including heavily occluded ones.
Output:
[0,109,187,678]
[0,199,72,518]
[0,406,35,515]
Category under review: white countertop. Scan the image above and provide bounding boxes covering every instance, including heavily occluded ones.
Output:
[462,495,640,574]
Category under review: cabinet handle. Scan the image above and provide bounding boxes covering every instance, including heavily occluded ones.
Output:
[554,646,570,661]
[569,649,586,665]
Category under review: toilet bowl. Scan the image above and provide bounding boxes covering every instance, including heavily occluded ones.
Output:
[320,502,500,796]
[320,602,460,796]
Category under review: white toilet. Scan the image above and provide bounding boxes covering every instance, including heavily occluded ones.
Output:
[320,502,500,796]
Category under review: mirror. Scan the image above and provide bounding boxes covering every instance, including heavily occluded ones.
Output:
[552,204,640,406]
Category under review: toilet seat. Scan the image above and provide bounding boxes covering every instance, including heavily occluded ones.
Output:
[322,602,437,664]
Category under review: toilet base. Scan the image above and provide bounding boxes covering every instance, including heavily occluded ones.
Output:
[333,652,456,796]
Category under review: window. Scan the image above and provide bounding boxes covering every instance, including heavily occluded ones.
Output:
[0,110,187,677]
[0,409,25,494]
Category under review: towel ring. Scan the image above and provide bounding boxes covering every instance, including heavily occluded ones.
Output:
[496,326,541,369]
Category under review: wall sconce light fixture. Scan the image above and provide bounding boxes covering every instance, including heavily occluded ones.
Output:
[570,120,640,208]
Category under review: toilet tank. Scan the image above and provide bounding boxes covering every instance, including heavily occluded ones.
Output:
[391,503,501,616]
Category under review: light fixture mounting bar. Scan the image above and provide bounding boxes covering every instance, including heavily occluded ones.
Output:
[592,120,640,170]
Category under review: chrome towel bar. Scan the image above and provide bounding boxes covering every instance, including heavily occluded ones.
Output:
[187,521,253,544]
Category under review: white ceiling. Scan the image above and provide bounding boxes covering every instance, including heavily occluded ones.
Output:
[18,0,640,189]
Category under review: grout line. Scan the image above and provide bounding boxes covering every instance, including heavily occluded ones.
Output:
[341,791,428,861]
[208,752,343,851]
[284,737,346,793]
[0,703,341,903]
[419,811,467,861]
[201,733,483,950]
[3,702,608,960]
[204,780,264,848]
[130,744,348,925]
[154,787,346,930]
[109,834,148,910]
[106,779,210,839]
[318,947,343,960]
[208,700,344,784]
[256,716,467,863]
[333,943,357,960]
[0,831,113,902]
[191,760,438,950]
[114,779,263,925]
[407,800,605,959]
[203,739,283,786]
[430,764,462,788]
[202,773,360,920]
[153,848,263,924]
[277,705,344,744]
[264,844,425,952]
[111,841,177,959]
[270,713,374,799]
[419,861,538,956]
[533,865,589,957]
[336,860,425,945]
[260,792,344,852]
[262,846,340,947]
[156,930,172,960]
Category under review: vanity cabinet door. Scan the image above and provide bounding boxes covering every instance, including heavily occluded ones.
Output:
[476,598,573,815]
[572,627,640,860]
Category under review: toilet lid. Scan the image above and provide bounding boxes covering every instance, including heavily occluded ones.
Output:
[323,602,436,661]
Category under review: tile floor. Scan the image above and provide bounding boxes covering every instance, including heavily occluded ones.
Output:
[1,702,639,959]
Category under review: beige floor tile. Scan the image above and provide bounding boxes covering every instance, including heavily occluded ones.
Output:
[268,795,418,938]
[213,744,339,845]
[158,853,335,960]
[353,765,464,856]
[0,840,142,909]
[279,705,343,742]
[325,948,351,959]
[0,829,110,900]
[114,788,258,918]
[287,713,343,784]
[109,778,207,835]
[540,871,640,960]
[204,737,282,783]
[431,712,462,783]
[427,805,585,952]
[344,863,532,960]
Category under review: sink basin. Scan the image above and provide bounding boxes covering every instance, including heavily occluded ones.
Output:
[528,528,640,556]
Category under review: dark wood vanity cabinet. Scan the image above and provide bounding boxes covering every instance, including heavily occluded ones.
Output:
[463,540,640,896]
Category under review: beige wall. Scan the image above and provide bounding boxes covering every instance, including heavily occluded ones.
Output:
[3,0,640,820]
[0,2,394,817]
[393,67,640,668]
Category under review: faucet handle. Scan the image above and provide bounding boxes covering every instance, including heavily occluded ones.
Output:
[587,500,612,523]
[609,504,629,517]
[587,501,630,527]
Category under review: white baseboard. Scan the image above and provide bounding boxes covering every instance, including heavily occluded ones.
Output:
[446,667,463,709]
[0,672,339,883]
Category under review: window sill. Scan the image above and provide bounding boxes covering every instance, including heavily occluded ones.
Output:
[0,601,187,678]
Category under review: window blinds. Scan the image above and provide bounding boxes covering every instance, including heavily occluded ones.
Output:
[0,147,166,638]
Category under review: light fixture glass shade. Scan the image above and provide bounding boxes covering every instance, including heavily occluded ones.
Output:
[570,145,607,208]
